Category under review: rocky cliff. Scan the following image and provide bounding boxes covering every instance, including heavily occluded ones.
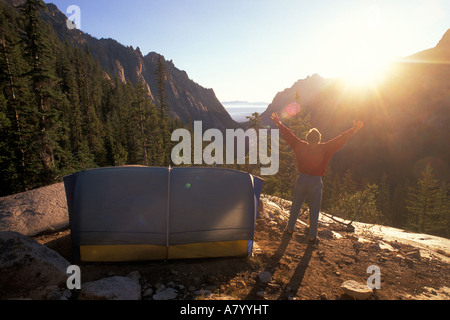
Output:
[40,1,239,130]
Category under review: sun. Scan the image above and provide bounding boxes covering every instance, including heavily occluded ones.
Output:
[314,34,394,89]
[313,5,396,89]
[322,33,394,89]
[340,50,392,88]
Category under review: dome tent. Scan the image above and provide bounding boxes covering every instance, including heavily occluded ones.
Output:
[64,166,263,263]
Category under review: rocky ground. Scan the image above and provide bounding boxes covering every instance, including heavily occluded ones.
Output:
[31,195,450,301]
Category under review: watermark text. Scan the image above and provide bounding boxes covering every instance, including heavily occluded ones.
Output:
[171,121,279,176]
[66,5,81,30]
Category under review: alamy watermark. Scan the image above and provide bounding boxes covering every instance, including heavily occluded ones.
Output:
[171,121,280,176]
[66,5,81,30]
[367,265,381,290]
[66,265,81,290]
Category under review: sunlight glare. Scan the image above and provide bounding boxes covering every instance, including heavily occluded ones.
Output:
[341,49,392,88]
[314,4,398,89]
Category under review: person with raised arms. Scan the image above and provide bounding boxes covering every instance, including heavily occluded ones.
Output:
[271,112,364,243]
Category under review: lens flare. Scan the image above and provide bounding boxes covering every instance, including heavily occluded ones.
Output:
[282,102,301,119]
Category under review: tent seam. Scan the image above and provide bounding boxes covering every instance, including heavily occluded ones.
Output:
[166,166,172,260]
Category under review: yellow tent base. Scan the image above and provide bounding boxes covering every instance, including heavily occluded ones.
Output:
[168,240,249,260]
[80,245,166,262]
[80,240,249,262]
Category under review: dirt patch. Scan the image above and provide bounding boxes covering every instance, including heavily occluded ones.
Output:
[34,210,450,300]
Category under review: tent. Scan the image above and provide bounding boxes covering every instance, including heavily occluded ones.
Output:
[64,166,264,263]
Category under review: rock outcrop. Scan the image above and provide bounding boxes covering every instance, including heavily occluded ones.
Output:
[0,183,69,237]
[0,231,71,299]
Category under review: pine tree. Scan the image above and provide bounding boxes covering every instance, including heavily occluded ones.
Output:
[1,1,198,195]
[20,0,61,185]
[242,112,262,175]
[155,55,168,117]
[1,1,44,193]
[246,112,262,130]
[392,182,408,228]
[430,181,449,238]
[322,170,341,211]
[0,6,25,193]
[341,169,358,195]
[328,181,381,224]
[377,173,392,224]
[130,82,156,166]
[154,55,171,166]
[61,44,84,166]
[406,163,439,233]
[76,46,106,166]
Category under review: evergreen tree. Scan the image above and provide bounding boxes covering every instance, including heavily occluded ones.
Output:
[429,181,449,237]
[0,5,27,193]
[75,46,106,166]
[0,1,197,196]
[392,182,408,228]
[377,173,392,224]
[406,163,439,233]
[20,0,61,184]
[130,82,157,166]
[241,112,262,175]
[322,170,341,211]
[341,169,358,195]
[155,55,168,116]
[154,55,170,165]
[246,112,262,130]
[328,181,381,224]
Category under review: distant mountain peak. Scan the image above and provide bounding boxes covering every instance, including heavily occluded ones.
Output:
[436,28,450,49]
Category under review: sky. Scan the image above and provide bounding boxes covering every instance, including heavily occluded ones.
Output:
[47,0,450,104]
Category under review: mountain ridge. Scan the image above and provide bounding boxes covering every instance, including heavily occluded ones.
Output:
[261,28,450,123]
[258,29,450,185]
[40,1,240,130]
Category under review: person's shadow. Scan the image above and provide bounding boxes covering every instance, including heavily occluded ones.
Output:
[245,232,315,300]
[277,242,315,299]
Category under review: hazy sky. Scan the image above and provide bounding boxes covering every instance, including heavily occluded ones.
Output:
[47,0,449,103]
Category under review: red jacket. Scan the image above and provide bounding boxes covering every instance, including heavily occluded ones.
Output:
[277,122,355,177]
